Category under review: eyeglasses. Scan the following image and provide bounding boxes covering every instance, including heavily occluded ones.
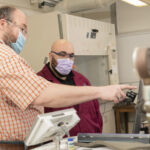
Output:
[6,19,27,36]
[51,51,75,58]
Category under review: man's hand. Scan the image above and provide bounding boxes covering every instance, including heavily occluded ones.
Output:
[99,85,137,103]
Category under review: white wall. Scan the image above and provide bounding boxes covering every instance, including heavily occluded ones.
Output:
[0,0,37,12]
[100,102,116,133]
[116,0,150,85]
[0,0,47,16]
[117,0,150,34]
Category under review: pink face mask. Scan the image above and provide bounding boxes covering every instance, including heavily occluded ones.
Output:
[55,58,74,75]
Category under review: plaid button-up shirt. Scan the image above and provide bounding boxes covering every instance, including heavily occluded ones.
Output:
[0,41,49,141]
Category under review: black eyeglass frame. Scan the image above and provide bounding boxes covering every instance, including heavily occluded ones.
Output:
[51,51,75,58]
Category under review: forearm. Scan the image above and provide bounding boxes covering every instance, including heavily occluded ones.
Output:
[33,83,136,108]
[33,83,101,108]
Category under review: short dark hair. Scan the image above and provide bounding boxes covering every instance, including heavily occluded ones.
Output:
[0,6,16,21]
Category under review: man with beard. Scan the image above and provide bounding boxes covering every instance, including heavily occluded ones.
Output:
[37,39,103,135]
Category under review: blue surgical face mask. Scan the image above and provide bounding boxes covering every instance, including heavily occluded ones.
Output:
[11,31,26,54]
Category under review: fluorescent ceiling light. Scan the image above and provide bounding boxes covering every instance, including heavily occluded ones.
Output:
[121,0,148,7]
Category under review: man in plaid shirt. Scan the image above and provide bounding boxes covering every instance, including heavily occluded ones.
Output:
[0,6,135,141]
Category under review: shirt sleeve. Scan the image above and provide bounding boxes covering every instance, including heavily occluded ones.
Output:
[0,55,50,111]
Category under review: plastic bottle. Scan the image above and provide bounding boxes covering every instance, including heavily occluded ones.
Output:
[67,137,75,150]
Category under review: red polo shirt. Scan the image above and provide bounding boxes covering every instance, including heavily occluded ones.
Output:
[37,63,103,136]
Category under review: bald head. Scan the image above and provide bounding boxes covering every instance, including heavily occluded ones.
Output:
[49,39,75,78]
[51,39,74,54]
[49,39,75,71]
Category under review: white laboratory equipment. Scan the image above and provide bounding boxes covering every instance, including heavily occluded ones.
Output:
[24,108,80,150]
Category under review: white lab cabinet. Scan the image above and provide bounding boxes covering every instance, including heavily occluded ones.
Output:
[65,14,114,56]
[21,12,119,85]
